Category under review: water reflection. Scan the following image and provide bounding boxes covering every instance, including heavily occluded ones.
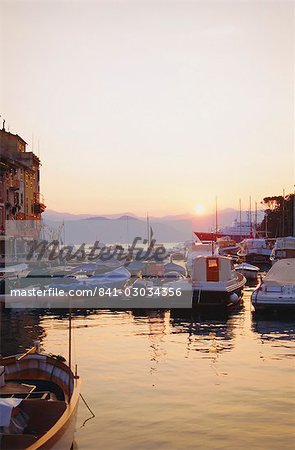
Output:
[130,310,168,378]
[0,309,46,356]
[1,304,294,450]
[170,309,240,357]
[252,315,295,343]
[0,307,242,359]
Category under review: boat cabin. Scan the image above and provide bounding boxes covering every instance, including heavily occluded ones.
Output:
[191,256,234,283]
[240,239,270,250]
[271,236,295,261]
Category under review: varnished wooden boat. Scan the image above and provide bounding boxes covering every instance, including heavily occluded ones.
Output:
[0,346,80,449]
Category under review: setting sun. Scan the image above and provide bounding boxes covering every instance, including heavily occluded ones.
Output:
[195,204,205,215]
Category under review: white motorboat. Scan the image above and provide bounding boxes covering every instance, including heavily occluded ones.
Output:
[0,263,31,298]
[51,266,131,290]
[191,255,246,307]
[162,271,191,291]
[0,263,29,279]
[251,258,295,311]
[270,236,295,265]
[186,241,218,274]
[164,261,186,276]
[235,263,260,282]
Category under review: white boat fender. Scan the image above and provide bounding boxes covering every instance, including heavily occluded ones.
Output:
[229,293,239,304]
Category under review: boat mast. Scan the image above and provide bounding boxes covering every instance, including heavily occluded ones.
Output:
[63,220,66,245]
[239,198,242,240]
[126,215,129,249]
[147,212,150,247]
[255,201,257,238]
[282,188,285,237]
[68,306,72,399]
[249,196,252,238]
[215,196,218,241]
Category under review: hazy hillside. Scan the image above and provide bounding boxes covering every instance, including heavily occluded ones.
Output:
[43,216,193,244]
[42,208,263,244]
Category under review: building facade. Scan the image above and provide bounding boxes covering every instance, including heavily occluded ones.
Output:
[0,124,46,241]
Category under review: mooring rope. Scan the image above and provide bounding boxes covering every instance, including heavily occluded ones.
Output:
[79,393,96,427]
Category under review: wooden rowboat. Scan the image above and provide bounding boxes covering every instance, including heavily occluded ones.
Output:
[0,345,80,449]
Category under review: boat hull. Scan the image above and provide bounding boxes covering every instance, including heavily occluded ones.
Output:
[242,254,271,271]
[192,287,243,308]
[236,269,258,281]
[251,292,295,312]
[32,395,79,450]
[0,353,81,450]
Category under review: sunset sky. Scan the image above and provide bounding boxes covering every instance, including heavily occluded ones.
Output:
[1,0,294,216]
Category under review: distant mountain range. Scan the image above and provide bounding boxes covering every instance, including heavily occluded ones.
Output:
[43,208,248,222]
[42,209,264,244]
[42,210,139,221]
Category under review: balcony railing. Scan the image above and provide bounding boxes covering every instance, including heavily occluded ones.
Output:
[33,193,46,214]
[34,193,45,204]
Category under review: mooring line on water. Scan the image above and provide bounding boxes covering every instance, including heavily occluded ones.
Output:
[79,393,96,427]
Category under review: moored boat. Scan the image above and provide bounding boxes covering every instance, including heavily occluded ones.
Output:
[217,236,240,256]
[0,342,80,449]
[164,261,186,276]
[191,255,246,308]
[235,263,260,282]
[270,236,295,265]
[237,238,272,267]
[49,266,131,291]
[251,258,295,312]
[186,241,218,274]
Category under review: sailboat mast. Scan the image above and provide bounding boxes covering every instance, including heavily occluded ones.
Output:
[126,215,129,249]
[147,213,150,247]
[239,198,242,240]
[255,201,257,238]
[282,188,285,237]
[215,196,218,241]
[68,307,72,398]
[249,196,252,237]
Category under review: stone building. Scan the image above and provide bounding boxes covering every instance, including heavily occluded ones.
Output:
[0,122,46,257]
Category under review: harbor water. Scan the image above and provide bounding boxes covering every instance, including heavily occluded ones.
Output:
[1,288,294,449]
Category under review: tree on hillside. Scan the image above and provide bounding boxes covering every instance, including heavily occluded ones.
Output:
[258,193,294,238]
